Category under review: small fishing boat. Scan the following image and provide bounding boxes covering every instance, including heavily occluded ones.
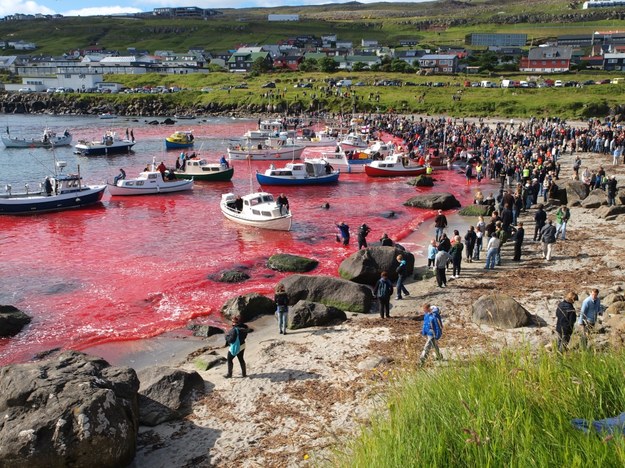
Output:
[107,161,193,196]
[338,132,368,151]
[362,141,395,160]
[314,150,372,174]
[0,161,106,214]
[174,114,196,120]
[227,139,305,161]
[256,160,339,186]
[364,154,427,177]
[74,131,135,156]
[165,130,194,150]
[294,128,337,147]
[99,113,118,119]
[1,128,73,148]
[173,157,234,182]
[243,119,295,141]
[220,192,292,231]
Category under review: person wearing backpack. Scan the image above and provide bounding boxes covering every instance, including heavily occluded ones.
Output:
[374,271,394,318]
[224,316,249,378]
[420,303,443,365]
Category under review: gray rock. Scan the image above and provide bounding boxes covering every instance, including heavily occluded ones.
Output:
[194,351,227,371]
[472,294,532,329]
[407,175,434,187]
[267,253,319,272]
[217,270,250,283]
[338,246,414,285]
[187,324,224,338]
[603,293,625,306]
[559,179,588,204]
[289,300,347,329]
[595,205,625,219]
[0,305,31,337]
[0,351,139,468]
[137,367,205,426]
[606,301,625,316]
[357,356,392,370]
[458,204,493,217]
[221,293,275,322]
[404,192,461,210]
[617,187,625,205]
[580,189,607,208]
[279,274,373,313]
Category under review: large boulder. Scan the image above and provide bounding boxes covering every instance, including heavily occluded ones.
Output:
[0,305,31,337]
[407,175,434,187]
[216,269,250,283]
[404,192,461,210]
[0,351,139,468]
[279,274,373,313]
[471,294,532,329]
[137,367,205,426]
[458,204,494,217]
[338,246,414,285]
[594,204,625,220]
[267,253,319,272]
[605,314,625,349]
[289,300,347,329]
[580,188,607,209]
[606,301,625,316]
[221,293,275,322]
[559,179,588,205]
[617,187,625,205]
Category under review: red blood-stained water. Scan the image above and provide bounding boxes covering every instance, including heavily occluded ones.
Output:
[0,118,476,365]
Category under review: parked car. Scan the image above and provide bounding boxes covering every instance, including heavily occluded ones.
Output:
[233,83,248,89]
[18,87,33,93]
[354,81,367,86]
[200,87,213,92]
[261,82,276,88]
[294,82,312,88]
[554,80,563,87]
[46,87,56,93]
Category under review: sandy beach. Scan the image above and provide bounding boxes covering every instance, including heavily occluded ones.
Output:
[106,137,625,466]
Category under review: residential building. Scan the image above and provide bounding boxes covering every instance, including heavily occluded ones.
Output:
[603,52,625,71]
[361,39,378,47]
[519,46,572,73]
[273,54,304,71]
[399,39,419,46]
[468,33,527,47]
[268,14,299,21]
[335,55,381,70]
[396,49,426,66]
[227,51,272,72]
[418,54,458,74]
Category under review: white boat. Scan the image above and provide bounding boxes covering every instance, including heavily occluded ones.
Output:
[295,128,337,147]
[227,139,305,161]
[75,131,135,156]
[99,113,118,119]
[107,162,193,196]
[1,128,73,148]
[0,161,106,214]
[220,192,292,231]
[256,161,339,186]
[243,119,295,141]
[362,141,395,159]
[364,153,427,177]
[338,132,369,151]
[313,150,372,173]
[173,157,234,182]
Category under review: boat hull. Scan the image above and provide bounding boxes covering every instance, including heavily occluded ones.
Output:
[174,167,234,181]
[1,135,72,148]
[256,172,339,186]
[227,146,305,161]
[220,203,292,231]
[75,142,135,155]
[0,186,106,214]
[364,165,427,177]
[107,180,193,196]
[165,140,194,150]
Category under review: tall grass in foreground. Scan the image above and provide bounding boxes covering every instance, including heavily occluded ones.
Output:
[335,350,625,467]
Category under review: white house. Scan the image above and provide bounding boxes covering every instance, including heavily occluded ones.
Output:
[267,14,299,21]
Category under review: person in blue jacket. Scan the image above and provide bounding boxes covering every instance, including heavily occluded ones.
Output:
[420,303,443,365]
[578,288,602,349]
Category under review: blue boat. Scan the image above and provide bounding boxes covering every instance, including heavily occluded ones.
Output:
[0,162,106,214]
[256,161,340,186]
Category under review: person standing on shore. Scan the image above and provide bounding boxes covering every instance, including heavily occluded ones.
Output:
[607,175,618,207]
[374,271,394,318]
[484,232,501,270]
[427,239,437,269]
[555,291,578,352]
[224,316,249,378]
[464,226,477,263]
[555,205,570,241]
[420,303,443,365]
[540,219,557,261]
[274,284,289,335]
[395,254,410,300]
[449,235,464,278]
[533,204,547,242]
[512,222,525,261]
[434,209,448,242]
[434,249,452,287]
[578,289,602,349]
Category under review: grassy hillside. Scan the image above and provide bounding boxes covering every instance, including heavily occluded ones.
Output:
[0,0,623,55]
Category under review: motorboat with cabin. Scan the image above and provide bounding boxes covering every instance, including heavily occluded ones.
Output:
[0,161,106,214]
[74,131,135,156]
[227,138,305,161]
[256,160,339,186]
[314,149,372,173]
[2,128,73,149]
[165,130,194,150]
[173,157,234,182]
[364,153,427,177]
[338,132,369,151]
[107,160,193,196]
[220,192,292,231]
[243,119,296,142]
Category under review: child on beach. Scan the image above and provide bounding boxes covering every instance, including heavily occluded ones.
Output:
[427,239,437,269]
[420,304,443,365]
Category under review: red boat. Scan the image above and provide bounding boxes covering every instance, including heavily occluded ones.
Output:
[364,154,427,177]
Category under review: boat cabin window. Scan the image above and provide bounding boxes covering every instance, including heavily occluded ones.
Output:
[249,198,262,206]
[262,195,274,203]
[136,181,144,186]
[190,161,198,167]
[274,171,292,176]
[126,181,135,186]
[252,209,261,215]
[148,174,157,180]
[261,211,271,216]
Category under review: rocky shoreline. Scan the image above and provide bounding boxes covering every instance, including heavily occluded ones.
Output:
[2,135,625,466]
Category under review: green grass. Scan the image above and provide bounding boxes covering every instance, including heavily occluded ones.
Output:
[334,349,625,467]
